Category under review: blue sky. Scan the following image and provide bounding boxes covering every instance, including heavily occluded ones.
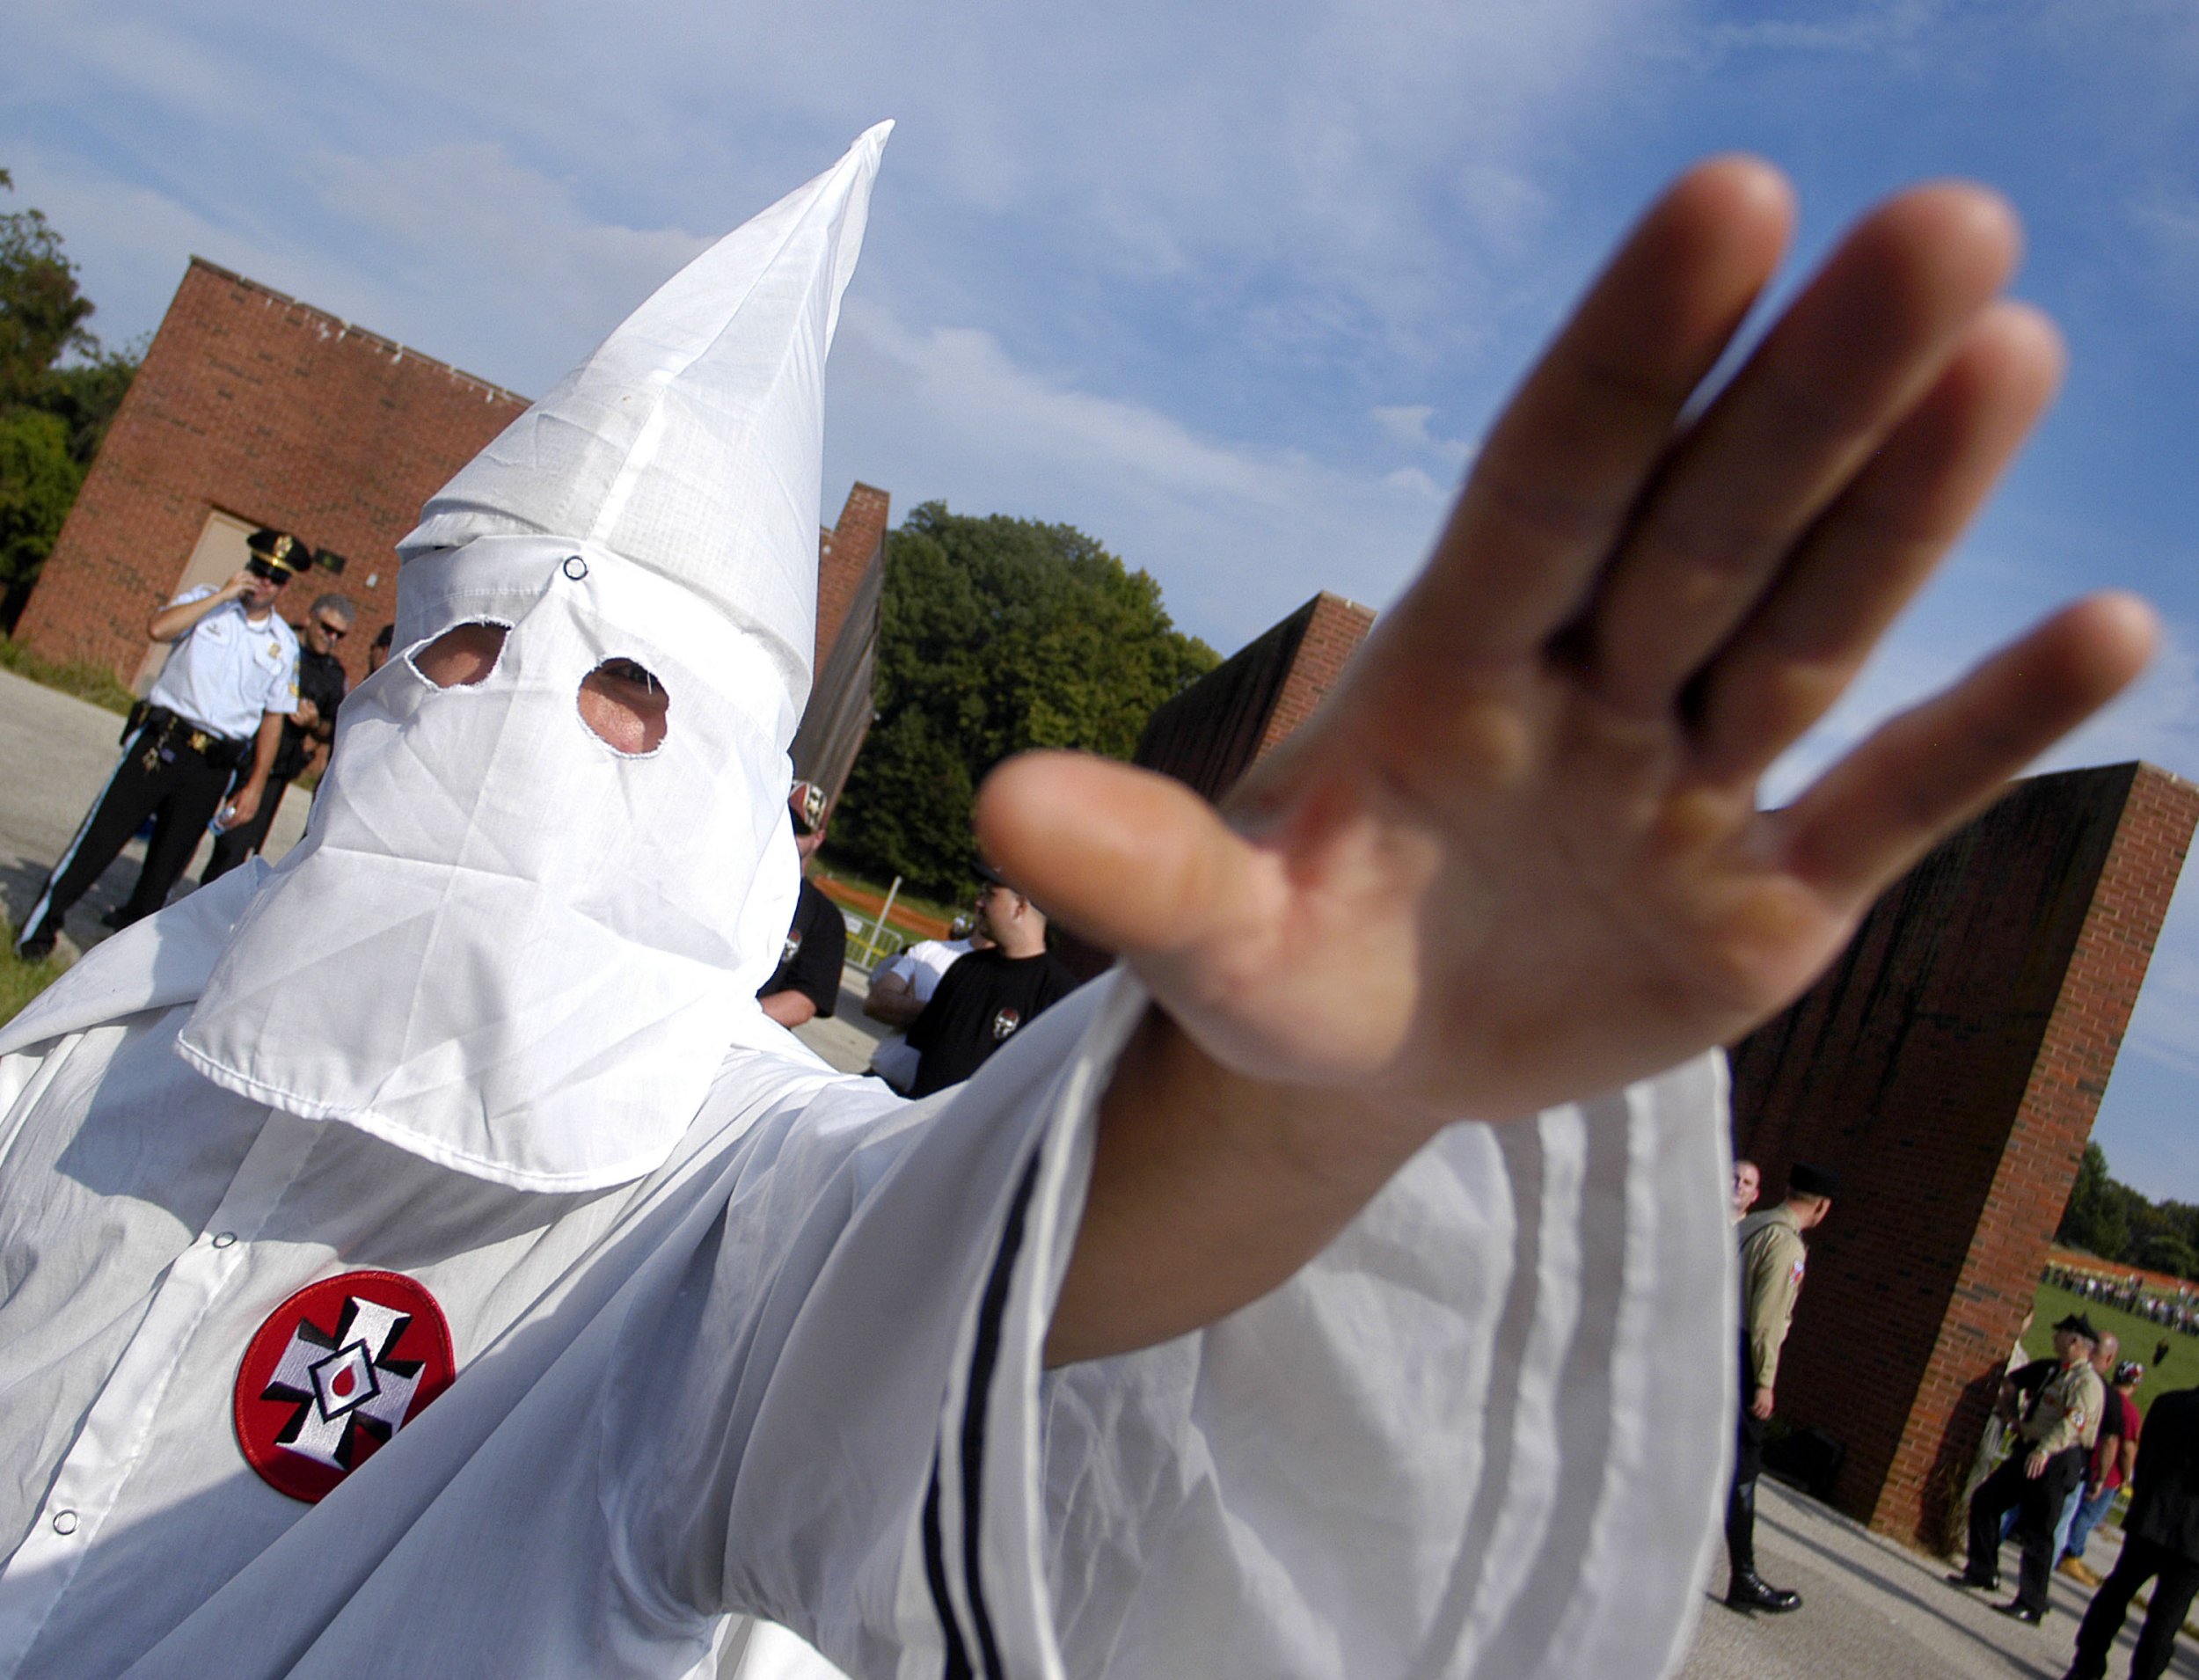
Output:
[6,1,2199,1194]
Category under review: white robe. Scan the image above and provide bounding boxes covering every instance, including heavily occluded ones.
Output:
[0,871,1735,1678]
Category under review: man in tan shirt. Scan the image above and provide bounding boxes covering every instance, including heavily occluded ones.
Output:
[1725,1161,1839,1613]
[1954,1312,2107,1625]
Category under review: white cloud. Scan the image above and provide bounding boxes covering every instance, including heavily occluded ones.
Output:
[1370,402,1474,467]
[1697,0,1945,56]
[2130,181,2199,309]
[824,296,1442,644]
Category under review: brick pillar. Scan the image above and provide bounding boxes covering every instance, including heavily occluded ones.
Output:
[1729,763,2199,1548]
[815,482,889,677]
[1129,590,1375,807]
[1052,591,1376,981]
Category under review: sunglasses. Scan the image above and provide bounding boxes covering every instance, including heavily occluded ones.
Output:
[314,619,348,639]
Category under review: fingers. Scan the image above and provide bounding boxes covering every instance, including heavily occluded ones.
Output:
[973,751,1272,964]
[1693,301,2066,780]
[1405,157,1794,661]
[1778,593,2157,906]
[1591,183,2024,713]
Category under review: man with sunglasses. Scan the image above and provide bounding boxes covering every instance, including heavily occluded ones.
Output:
[201,592,355,884]
[12,527,307,958]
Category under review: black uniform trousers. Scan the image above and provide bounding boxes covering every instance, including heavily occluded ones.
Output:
[1726,1329,1770,1580]
[2067,1534,2199,1680]
[1964,1443,2085,1614]
[199,775,292,884]
[18,717,239,947]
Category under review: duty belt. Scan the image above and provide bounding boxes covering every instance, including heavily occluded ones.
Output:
[128,704,247,771]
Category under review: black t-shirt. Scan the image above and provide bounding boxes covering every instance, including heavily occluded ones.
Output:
[906,947,1078,1097]
[271,645,348,782]
[758,877,845,1017]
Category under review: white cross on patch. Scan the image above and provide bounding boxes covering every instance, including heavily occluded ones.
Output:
[261,1297,425,1469]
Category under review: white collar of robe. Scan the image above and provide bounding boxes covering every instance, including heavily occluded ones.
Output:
[178,537,807,1194]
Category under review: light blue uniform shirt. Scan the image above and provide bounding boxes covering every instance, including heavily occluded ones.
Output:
[145,586,300,741]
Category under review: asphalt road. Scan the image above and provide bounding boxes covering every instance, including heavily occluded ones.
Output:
[0,666,310,952]
[1674,1471,2195,1678]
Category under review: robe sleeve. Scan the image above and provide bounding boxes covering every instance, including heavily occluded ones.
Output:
[605,968,1740,1680]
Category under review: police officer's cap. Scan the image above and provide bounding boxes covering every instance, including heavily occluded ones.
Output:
[2054,1311,2100,1345]
[245,528,310,580]
[1787,1162,1841,1201]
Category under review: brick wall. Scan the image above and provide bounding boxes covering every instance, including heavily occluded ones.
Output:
[1253,592,1377,761]
[1729,762,2199,1548]
[18,260,887,706]
[17,259,529,690]
[816,483,889,676]
[792,485,890,808]
[1055,590,1376,980]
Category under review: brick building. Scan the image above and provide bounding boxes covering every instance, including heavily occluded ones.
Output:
[16,259,528,691]
[1731,762,2199,1549]
[1053,590,1377,980]
[1131,590,1377,802]
[15,258,887,779]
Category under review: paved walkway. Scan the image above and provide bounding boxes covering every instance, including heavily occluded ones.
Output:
[1677,1477,2196,1679]
[0,667,310,950]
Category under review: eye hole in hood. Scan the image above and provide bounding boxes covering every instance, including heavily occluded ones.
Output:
[410,622,508,689]
[579,657,671,756]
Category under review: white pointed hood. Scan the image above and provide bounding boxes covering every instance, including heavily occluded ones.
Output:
[175,126,891,1193]
[400,120,890,712]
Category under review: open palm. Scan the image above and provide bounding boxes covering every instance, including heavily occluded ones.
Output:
[983,158,2153,1130]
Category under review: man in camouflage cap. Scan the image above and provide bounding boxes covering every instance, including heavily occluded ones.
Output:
[1955,1311,2108,1625]
[1725,1160,1839,1612]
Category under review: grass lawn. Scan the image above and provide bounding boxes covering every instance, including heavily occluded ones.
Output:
[2025,1279,2193,1417]
[0,915,68,1033]
[0,636,135,716]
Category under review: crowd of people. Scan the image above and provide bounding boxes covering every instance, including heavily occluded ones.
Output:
[1727,1158,2197,1679]
[1951,1310,2199,1680]
[2049,1263,2199,1338]
[758,779,1085,1098]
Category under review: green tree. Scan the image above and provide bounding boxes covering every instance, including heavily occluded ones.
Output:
[2141,1232,2199,1281]
[830,502,1218,897]
[0,408,83,601]
[2058,1140,2131,1260]
[0,169,139,625]
[0,171,96,409]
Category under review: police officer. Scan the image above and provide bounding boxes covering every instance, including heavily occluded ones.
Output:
[199,590,354,884]
[1725,1160,1839,1612]
[1954,1311,2107,1625]
[13,528,305,958]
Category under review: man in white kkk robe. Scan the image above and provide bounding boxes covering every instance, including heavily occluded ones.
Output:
[0,124,2156,1679]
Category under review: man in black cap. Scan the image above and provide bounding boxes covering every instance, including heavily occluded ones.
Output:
[905,861,1079,1098]
[14,529,306,958]
[756,780,848,1027]
[1954,1311,2106,1625]
[1724,1160,1839,1612]
[2062,1380,2199,1680]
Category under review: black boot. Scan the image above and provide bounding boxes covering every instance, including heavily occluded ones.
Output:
[1725,1479,1803,1612]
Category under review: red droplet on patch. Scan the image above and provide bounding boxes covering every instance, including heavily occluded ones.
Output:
[233,1270,457,1504]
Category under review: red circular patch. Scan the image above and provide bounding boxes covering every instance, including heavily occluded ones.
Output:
[233,1270,456,1504]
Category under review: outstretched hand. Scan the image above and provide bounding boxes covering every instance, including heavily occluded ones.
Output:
[997,160,2155,1363]
[988,157,2151,1129]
